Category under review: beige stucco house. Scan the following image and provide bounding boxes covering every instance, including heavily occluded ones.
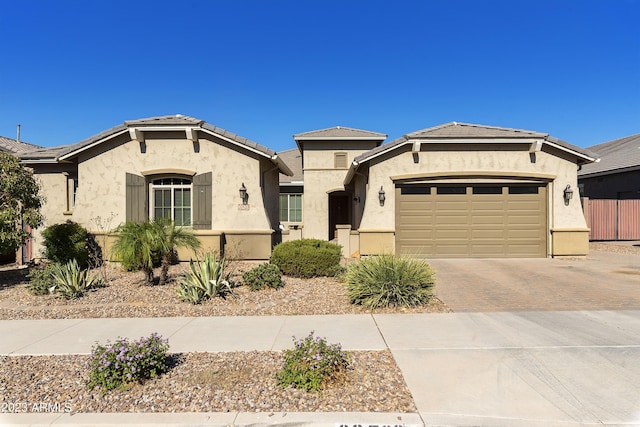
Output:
[19,115,293,261]
[15,117,597,262]
[279,122,598,258]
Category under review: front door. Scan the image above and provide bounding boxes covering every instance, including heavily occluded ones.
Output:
[328,193,351,240]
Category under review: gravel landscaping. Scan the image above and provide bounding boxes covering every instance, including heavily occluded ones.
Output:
[1,244,636,414]
[0,350,415,414]
[0,261,450,320]
[0,259,442,414]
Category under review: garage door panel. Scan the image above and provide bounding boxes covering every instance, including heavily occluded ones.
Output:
[396,184,547,258]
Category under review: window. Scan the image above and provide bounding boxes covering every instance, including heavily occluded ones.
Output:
[437,186,467,195]
[279,194,302,222]
[150,177,192,226]
[64,174,77,213]
[400,186,431,195]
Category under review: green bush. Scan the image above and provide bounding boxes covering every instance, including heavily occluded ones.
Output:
[242,263,284,291]
[41,221,93,268]
[277,331,350,392]
[26,263,58,296]
[270,239,342,278]
[87,333,169,393]
[176,252,234,304]
[346,254,435,308]
[49,259,101,299]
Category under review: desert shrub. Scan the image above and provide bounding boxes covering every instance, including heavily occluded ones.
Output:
[41,221,94,268]
[270,239,342,278]
[49,259,101,299]
[87,333,169,393]
[346,254,435,308]
[176,252,234,304]
[26,263,58,296]
[242,263,284,291]
[277,331,350,392]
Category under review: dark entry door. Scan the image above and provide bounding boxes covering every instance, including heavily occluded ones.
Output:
[329,193,351,240]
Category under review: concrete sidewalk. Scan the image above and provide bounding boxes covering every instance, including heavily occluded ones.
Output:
[2,311,640,426]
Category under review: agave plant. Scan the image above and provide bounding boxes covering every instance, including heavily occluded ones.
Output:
[176,252,234,304]
[49,259,101,299]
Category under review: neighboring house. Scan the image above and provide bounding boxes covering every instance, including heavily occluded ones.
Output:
[0,135,43,155]
[578,133,640,199]
[0,136,43,263]
[19,115,293,260]
[280,122,598,258]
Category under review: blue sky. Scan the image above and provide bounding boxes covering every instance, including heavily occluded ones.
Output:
[1,0,638,152]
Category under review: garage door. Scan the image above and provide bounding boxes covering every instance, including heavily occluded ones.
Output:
[396,184,547,258]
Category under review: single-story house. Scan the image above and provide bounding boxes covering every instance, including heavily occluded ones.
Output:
[19,115,293,261]
[578,133,640,199]
[279,122,598,258]
[15,117,597,262]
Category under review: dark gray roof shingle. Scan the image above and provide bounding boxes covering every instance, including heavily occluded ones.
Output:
[578,133,640,177]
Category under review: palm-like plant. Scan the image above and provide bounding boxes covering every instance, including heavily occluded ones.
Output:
[154,218,200,286]
[111,221,161,285]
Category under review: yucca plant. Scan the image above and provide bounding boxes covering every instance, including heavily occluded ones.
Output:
[49,259,101,299]
[176,252,234,304]
[346,254,435,308]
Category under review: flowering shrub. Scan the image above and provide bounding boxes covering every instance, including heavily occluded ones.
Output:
[86,333,169,393]
[277,331,350,392]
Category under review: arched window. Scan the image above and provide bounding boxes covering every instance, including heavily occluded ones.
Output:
[149,177,192,226]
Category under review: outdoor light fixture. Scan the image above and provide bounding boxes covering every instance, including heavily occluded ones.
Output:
[239,183,248,205]
[563,184,573,205]
[378,186,386,206]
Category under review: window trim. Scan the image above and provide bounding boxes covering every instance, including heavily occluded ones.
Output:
[149,176,193,226]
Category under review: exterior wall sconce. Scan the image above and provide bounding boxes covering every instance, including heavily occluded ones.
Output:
[563,184,573,205]
[378,186,386,206]
[239,183,248,205]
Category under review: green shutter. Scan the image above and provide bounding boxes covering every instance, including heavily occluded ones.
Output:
[126,173,147,223]
[192,172,212,230]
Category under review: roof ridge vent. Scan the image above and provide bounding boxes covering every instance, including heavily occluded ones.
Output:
[176,114,183,117]
[337,126,341,129]
[453,121,457,126]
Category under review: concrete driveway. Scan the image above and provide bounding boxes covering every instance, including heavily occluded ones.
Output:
[430,250,640,312]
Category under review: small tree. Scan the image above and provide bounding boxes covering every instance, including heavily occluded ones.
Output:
[155,218,200,286]
[111,221,161,285]
[0,152,44,255]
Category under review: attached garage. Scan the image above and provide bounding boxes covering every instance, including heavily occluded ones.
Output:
[395,183,547,258]
[344,122,598,258]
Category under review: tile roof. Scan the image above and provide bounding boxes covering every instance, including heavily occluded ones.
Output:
[354,122,597,164]
[18,115,277,161]
[294,126,387,140]
[278,148,303,184]
[578,133,640,177]
[0,136,43,154]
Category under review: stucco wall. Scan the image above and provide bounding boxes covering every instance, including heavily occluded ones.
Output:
[300,140,379,240]
[29,131,279,260]
[355,142,589,256]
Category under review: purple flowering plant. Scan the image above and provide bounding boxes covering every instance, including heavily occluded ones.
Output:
[86,332,169,393]
[277,331,350,392]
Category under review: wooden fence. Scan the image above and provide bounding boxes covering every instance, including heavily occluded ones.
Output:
[583,198,640,240]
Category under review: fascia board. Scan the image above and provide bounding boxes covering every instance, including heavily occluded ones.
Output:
[58,129,129,161]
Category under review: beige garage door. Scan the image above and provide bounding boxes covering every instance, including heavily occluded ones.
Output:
[396,184,547,258]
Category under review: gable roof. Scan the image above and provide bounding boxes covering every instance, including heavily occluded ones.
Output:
[294,126,387,141]
[345,122,598,184]
[19,115,293,176]
[578,133,640,178]
[353,122,598,164]
[0,136,42,154]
